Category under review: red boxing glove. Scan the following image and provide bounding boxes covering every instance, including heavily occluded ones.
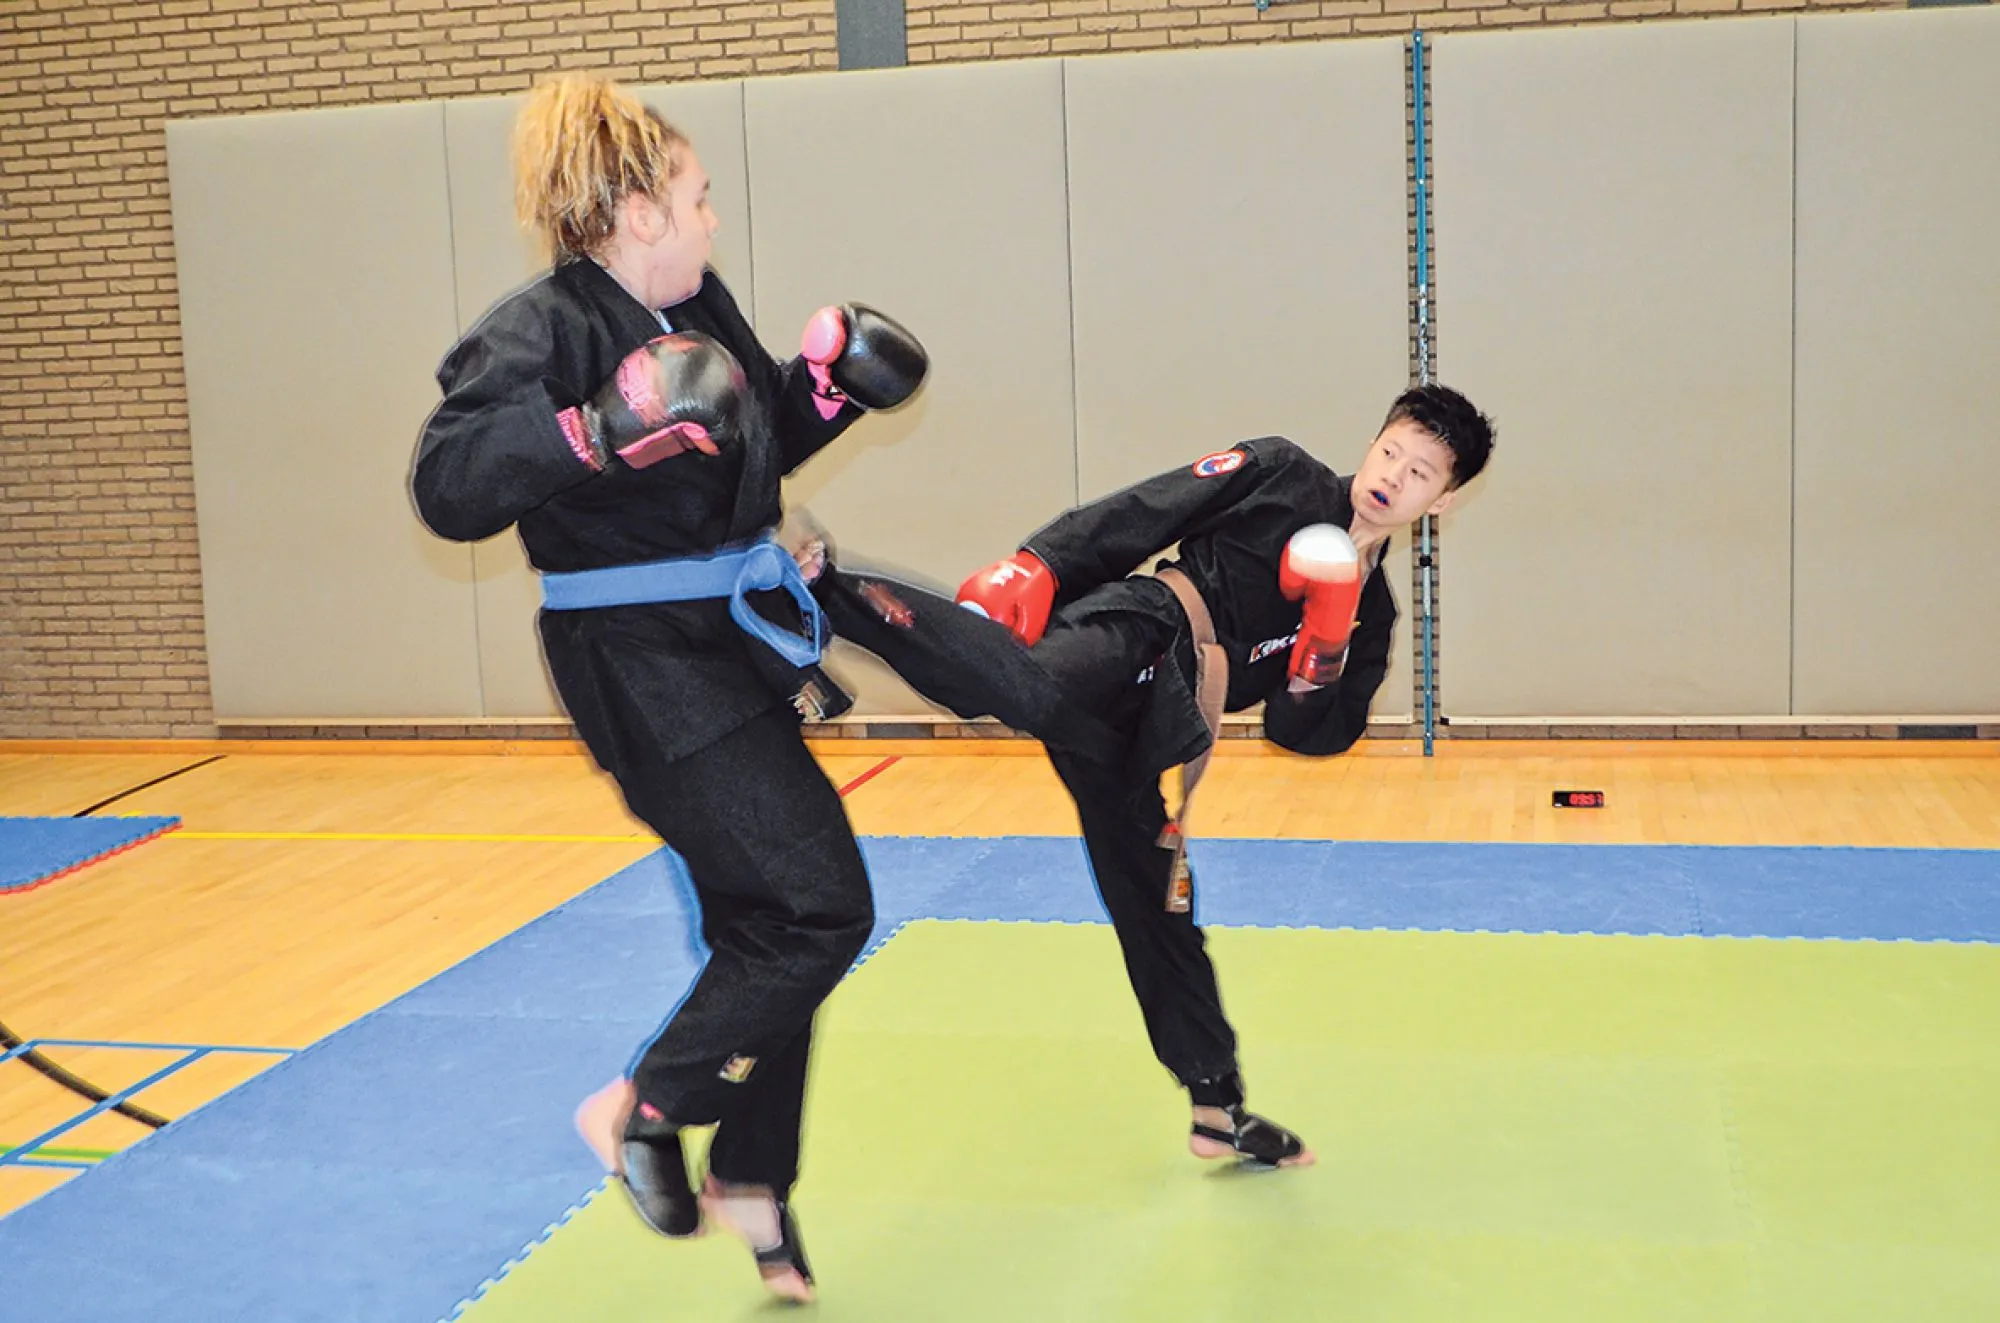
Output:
[1280,525,1363,690]
[955,550,1057,647]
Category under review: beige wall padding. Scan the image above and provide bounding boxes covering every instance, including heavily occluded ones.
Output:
[171,18,1997,726]
[1063,38,1415,719]
[745,61,1082,715]
[1792,8,2000,717]
[168,103,478,720]
[1433,20,1798,718]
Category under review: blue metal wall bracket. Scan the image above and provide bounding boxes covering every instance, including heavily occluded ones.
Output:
[1411,31,1440,757]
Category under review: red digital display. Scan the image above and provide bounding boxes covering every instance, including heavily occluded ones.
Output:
[1552,790,1606,809]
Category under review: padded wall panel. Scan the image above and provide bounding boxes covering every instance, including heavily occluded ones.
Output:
[1433,21,1796,717]
[1065,39,1416,718]
[746,61,1076,714]
[1792,8,2000,716]
[169,104,477,718]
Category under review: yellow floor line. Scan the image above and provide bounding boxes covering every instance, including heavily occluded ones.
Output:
[173,831,655,844]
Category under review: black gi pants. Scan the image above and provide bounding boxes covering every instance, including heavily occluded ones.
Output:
[821,569,1245,1105]
[604,707,874,1194]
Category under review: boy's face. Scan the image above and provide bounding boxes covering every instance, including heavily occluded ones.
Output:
[1350,419,1458,534]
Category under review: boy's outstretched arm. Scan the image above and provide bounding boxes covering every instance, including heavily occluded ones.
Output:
[1020,439,1295,606]
[1261,567,1398,757]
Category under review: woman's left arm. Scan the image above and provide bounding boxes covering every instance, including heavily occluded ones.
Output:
[692,272,862,475]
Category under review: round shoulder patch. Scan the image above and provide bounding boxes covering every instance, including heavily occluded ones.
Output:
[1191,449,1245,478]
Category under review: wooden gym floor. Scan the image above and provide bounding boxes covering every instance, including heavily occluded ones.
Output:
[2,736,1997,1222]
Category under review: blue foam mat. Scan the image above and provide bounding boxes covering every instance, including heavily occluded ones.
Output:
[0,814,179,893]
[2,836,1995,1322]
[1198,840,2000,943]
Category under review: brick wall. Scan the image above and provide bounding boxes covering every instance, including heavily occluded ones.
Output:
[0,0,1909,737]
[905,0,1898,62]
[0,0,839,738]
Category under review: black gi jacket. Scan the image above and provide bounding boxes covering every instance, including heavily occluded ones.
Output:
[814,435,1398,786]
[411,260,857,767]
[1021,436,1397,767]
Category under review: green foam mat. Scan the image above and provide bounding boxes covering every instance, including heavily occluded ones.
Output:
[456,921,2000,1322]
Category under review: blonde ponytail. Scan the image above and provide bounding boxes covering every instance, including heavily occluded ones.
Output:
[512,72,687,262]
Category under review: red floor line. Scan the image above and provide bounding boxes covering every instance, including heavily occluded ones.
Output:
[837,756,901,798]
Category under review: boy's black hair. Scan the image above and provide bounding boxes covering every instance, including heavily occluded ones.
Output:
[1382,384,1494,487]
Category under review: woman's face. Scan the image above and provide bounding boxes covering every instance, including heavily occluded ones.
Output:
[646,146,718,308]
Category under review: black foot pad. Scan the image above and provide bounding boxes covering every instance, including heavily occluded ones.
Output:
[620,1122,701,1238]
[1193,1105,1308,1169]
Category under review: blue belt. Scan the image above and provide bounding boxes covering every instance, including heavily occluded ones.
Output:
[539,533,827,669]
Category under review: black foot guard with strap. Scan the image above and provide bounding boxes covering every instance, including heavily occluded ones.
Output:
[754,1198,815,1293]
[1193,1105,1309,1169]
[620,1115,702,1238]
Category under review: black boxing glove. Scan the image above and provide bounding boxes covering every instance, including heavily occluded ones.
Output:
[557,332,746,471]
[799,304,928,417]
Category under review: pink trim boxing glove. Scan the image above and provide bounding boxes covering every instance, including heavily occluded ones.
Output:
[562,333,741,471]
[801,306,849,421]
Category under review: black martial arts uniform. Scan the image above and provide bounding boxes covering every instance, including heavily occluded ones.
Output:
[412,258,871,1195]
[819,436,1395,1107]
